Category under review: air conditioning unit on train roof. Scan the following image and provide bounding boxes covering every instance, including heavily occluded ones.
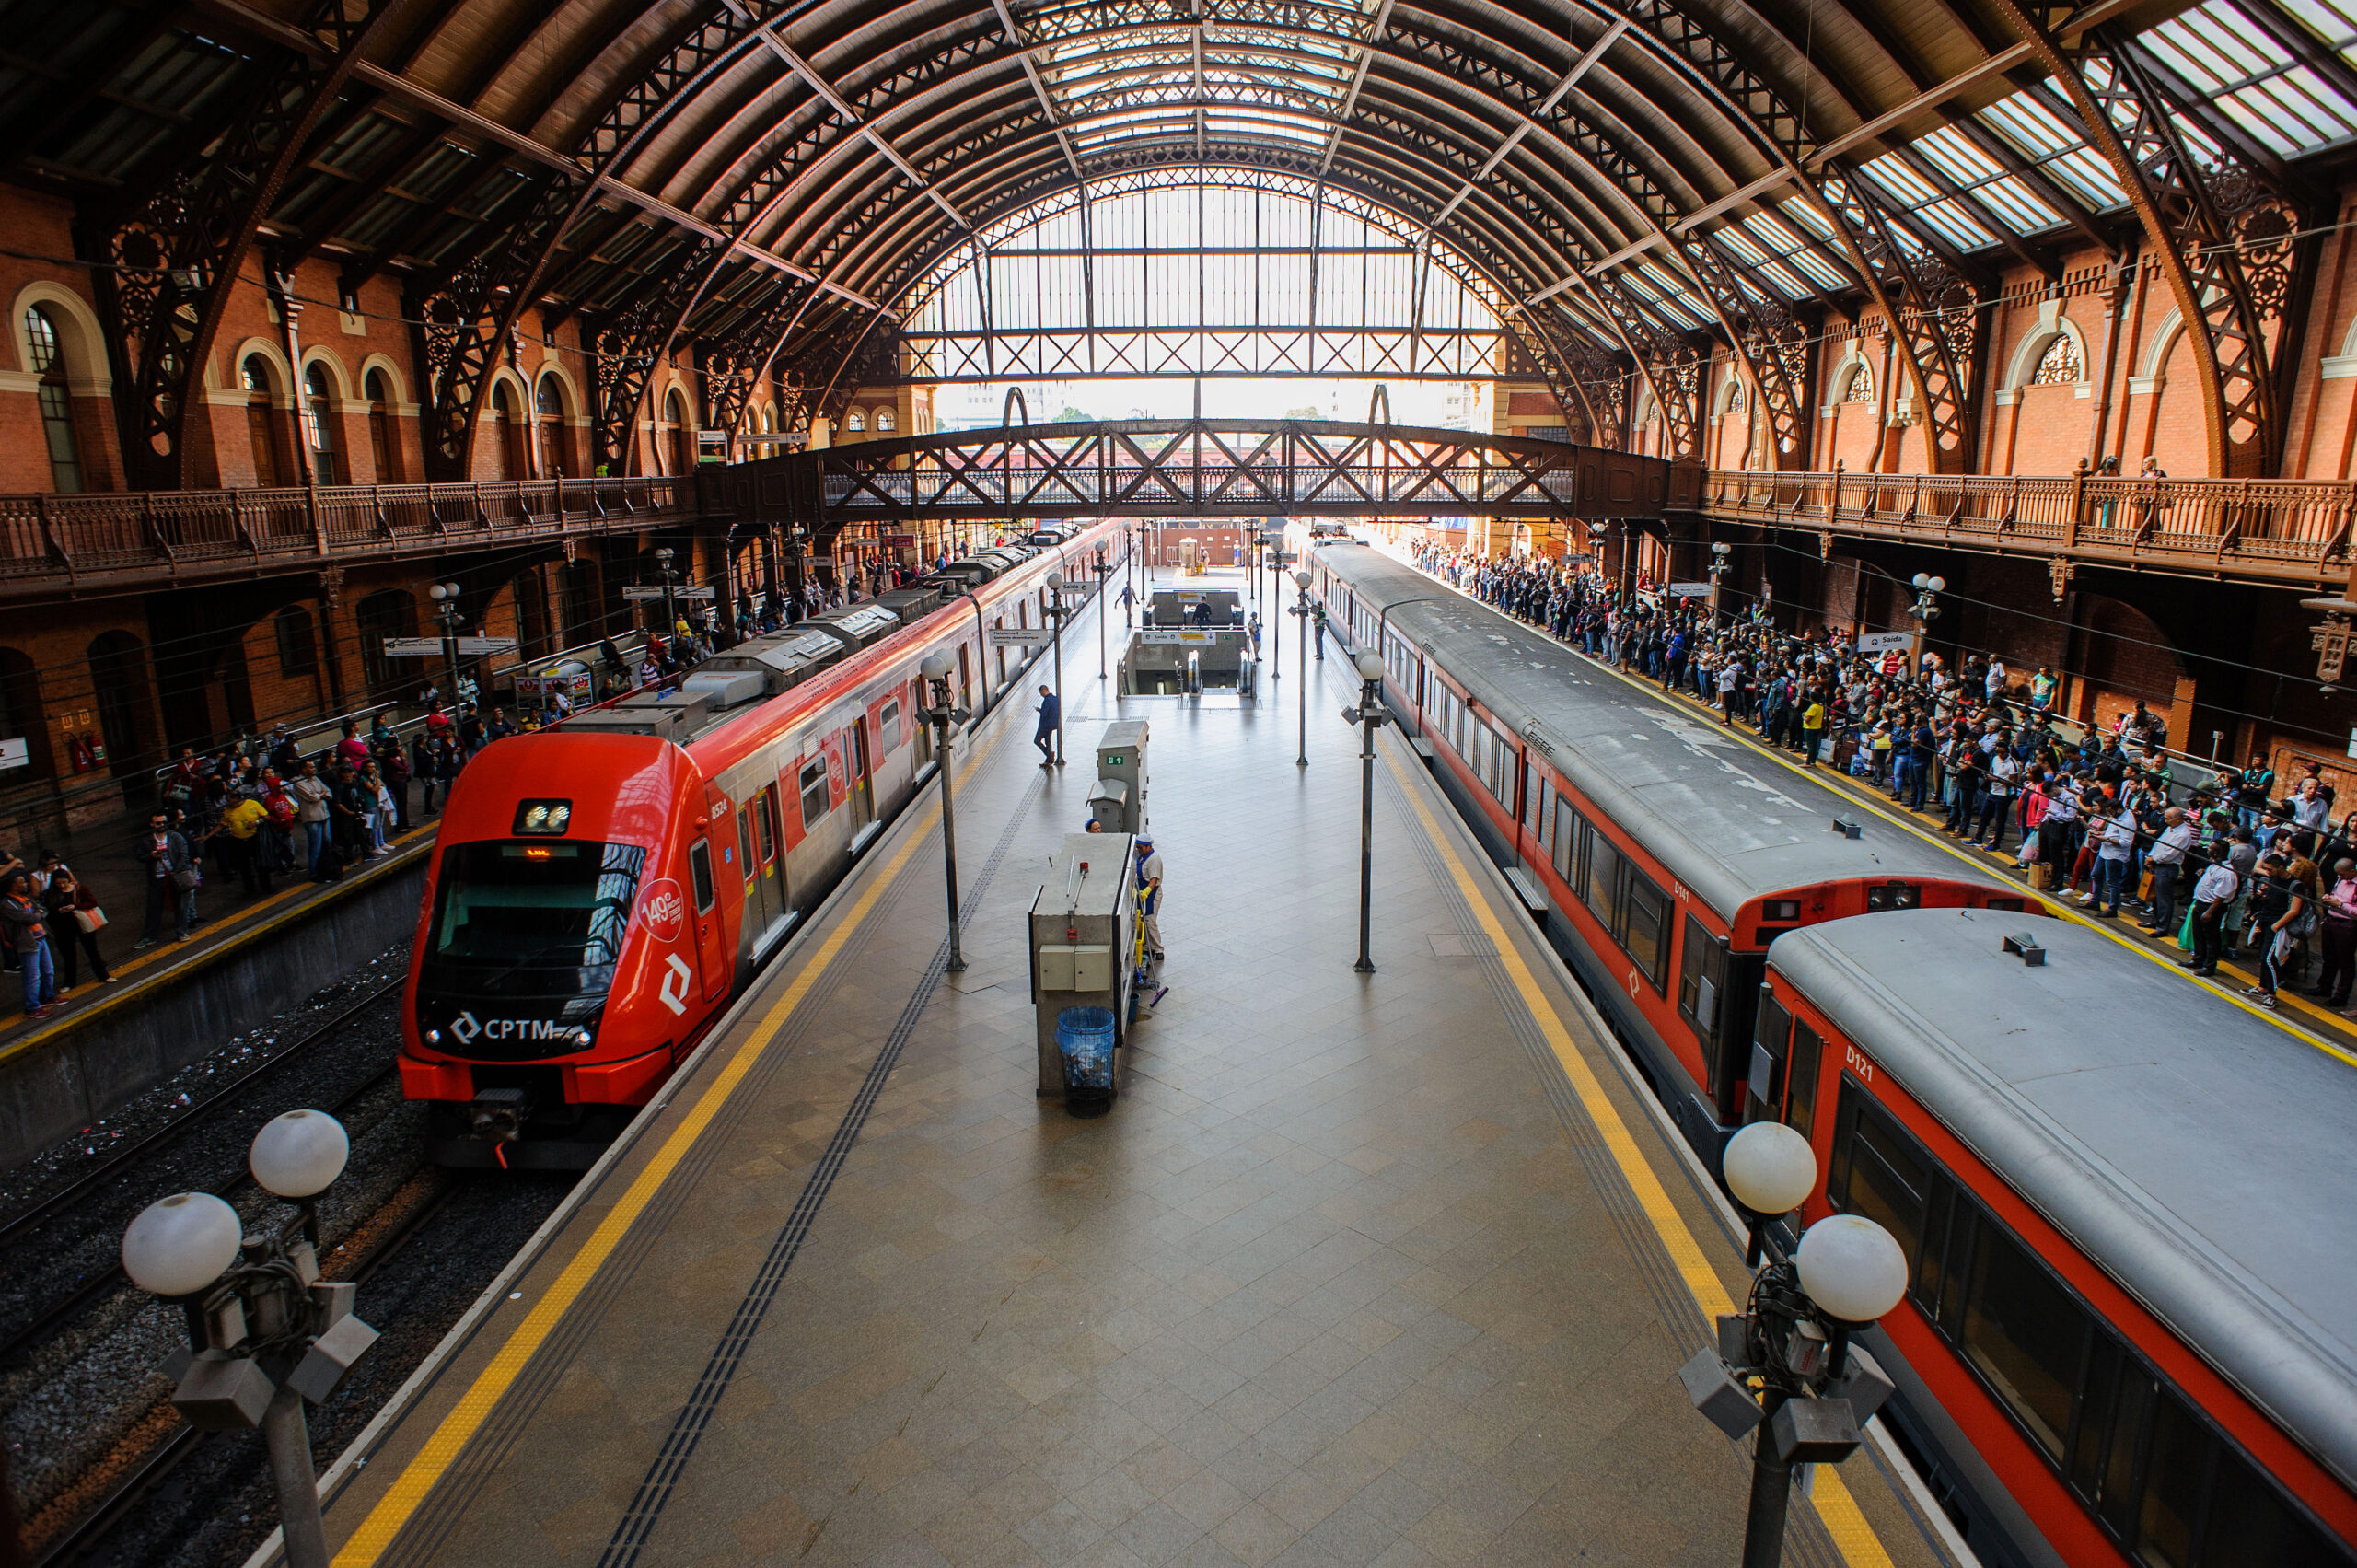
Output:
[697,630,847,697]
[563,690,713,743]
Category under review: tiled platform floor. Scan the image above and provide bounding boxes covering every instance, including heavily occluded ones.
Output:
[313,582,1957,1568]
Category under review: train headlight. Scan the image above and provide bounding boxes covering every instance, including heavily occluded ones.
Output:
[514,799,574,835]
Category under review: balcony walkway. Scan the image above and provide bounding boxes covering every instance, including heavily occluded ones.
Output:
[1692,468,2357,592]
[0,476,697,601]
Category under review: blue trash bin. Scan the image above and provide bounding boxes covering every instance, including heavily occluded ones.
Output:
[1056,1005,1116,1116]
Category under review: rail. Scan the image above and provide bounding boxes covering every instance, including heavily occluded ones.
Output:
[0,475,698,595]
[1693,469,2357,588]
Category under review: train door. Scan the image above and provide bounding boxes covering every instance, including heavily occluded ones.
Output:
[848,722,875,834]
[737,803,767,929]
[957,645,972,711]
[756,785,784,914]
[687,835,728,1000]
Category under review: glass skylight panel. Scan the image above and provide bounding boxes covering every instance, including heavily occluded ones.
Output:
[1975,91,2129,209]
[1743,210,1848,290]
[2282,0,2357,62]
[2142,0,2357,154]
[1909,125,2062,233]
[1858,153,1997,249]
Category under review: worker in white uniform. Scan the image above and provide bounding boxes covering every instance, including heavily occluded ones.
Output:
[1135,832,1164,961]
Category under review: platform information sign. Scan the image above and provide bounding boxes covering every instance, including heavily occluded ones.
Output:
[381,636,517,656]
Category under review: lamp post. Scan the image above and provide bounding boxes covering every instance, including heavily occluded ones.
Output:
[1268,542,1292,685]
[1910,571,1945,627]
[426,581,465,710]
[1709,541,1733,622]
[1342,648,1390,971]
[121,1111,377,1568]
[654,546,681,639]
[1681,1122,1909,1568]
[916,652,972,971]
[1044,572,1069,765]
[1096,548,1110,679]
[1292,569,1315,767]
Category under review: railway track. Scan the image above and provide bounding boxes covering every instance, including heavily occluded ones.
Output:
[0,979,408,1372]
[28,1171,459,1568]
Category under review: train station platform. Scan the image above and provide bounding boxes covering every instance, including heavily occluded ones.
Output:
[296,594,1965,1568]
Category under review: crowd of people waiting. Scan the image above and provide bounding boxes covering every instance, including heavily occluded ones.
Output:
[0,550,943,1022]
[1415,542,2357,1015]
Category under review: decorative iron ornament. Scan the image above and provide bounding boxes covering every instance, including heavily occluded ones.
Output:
[2080,32,2299,472]
[590,238,728,473]
[91,0,419,490]
[1816,164,1982,468]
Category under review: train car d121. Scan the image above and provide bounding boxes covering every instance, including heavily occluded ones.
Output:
[1309,542,2039,1165]
[1758,907,2357,1568]
[400,521,1125,1166]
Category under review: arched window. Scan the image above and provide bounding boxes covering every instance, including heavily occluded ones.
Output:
[273,605,318,677]
[365,368,402,482]
[302,362,340,483]
[242,354,286,487]
[536,375,567,478]
[355,589,416,695]
[875,407,896,433]
[493,379,528,480]
[758,403,774,435]
[1842,363,1875,404]
[0,647,50,780]
[2032,333,2083,385]
[88,630,152,794]
[845,410,867,433]
[24,306,82,493]
[665,388,692,475]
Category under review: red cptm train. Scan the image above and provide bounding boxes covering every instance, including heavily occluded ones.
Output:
[400,521,1124,1166]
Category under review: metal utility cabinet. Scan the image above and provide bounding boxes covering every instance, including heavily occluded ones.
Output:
[1095,720,1148,833]
[1029,833,1137,1094]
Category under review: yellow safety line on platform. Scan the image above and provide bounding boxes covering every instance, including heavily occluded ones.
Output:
[1382,743,1894,1568]
[332,705,1022,1567]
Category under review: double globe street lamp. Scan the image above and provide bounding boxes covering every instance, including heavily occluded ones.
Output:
[121,1110,377,1568]
[1682,1121,1908,1568]
[917,651,974,972]
[1341,648,1390,972]
[1292,569,1316,767]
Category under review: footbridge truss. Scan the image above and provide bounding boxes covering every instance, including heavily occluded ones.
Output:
[706,419,1685,534]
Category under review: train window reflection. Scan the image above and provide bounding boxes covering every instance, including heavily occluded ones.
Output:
[430,841,644,970]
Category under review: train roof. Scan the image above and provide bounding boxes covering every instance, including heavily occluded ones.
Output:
[1770,907,2357,1489]
[1318,545,1997,915]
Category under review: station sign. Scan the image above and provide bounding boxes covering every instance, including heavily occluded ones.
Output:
[1664,583,1714,598]
[1855,631,1914,655]
[621,585,716,600]
[381,636,517,656]
[989,627,1052,646]
[1139,629,1223,645]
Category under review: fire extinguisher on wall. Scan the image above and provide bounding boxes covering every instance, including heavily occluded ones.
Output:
[86,731,107,766]
[67,735,93,772]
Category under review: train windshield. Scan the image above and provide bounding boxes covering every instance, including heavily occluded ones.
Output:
[429,841,646,976]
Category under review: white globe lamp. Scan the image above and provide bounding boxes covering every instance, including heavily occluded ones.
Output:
[1353,650,1387,682]
[1794,1214,1910,1324]
[1294,569,1312,589]
[1722,1121,1817,1215]
[249,1109,349,1199]
[919,652,953,683]
[122,1191,243,1298]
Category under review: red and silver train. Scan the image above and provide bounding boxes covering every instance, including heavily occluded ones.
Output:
[1315,541,2357,1567]
[1311,543,2034,1165]
[400,521,1124,1165]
